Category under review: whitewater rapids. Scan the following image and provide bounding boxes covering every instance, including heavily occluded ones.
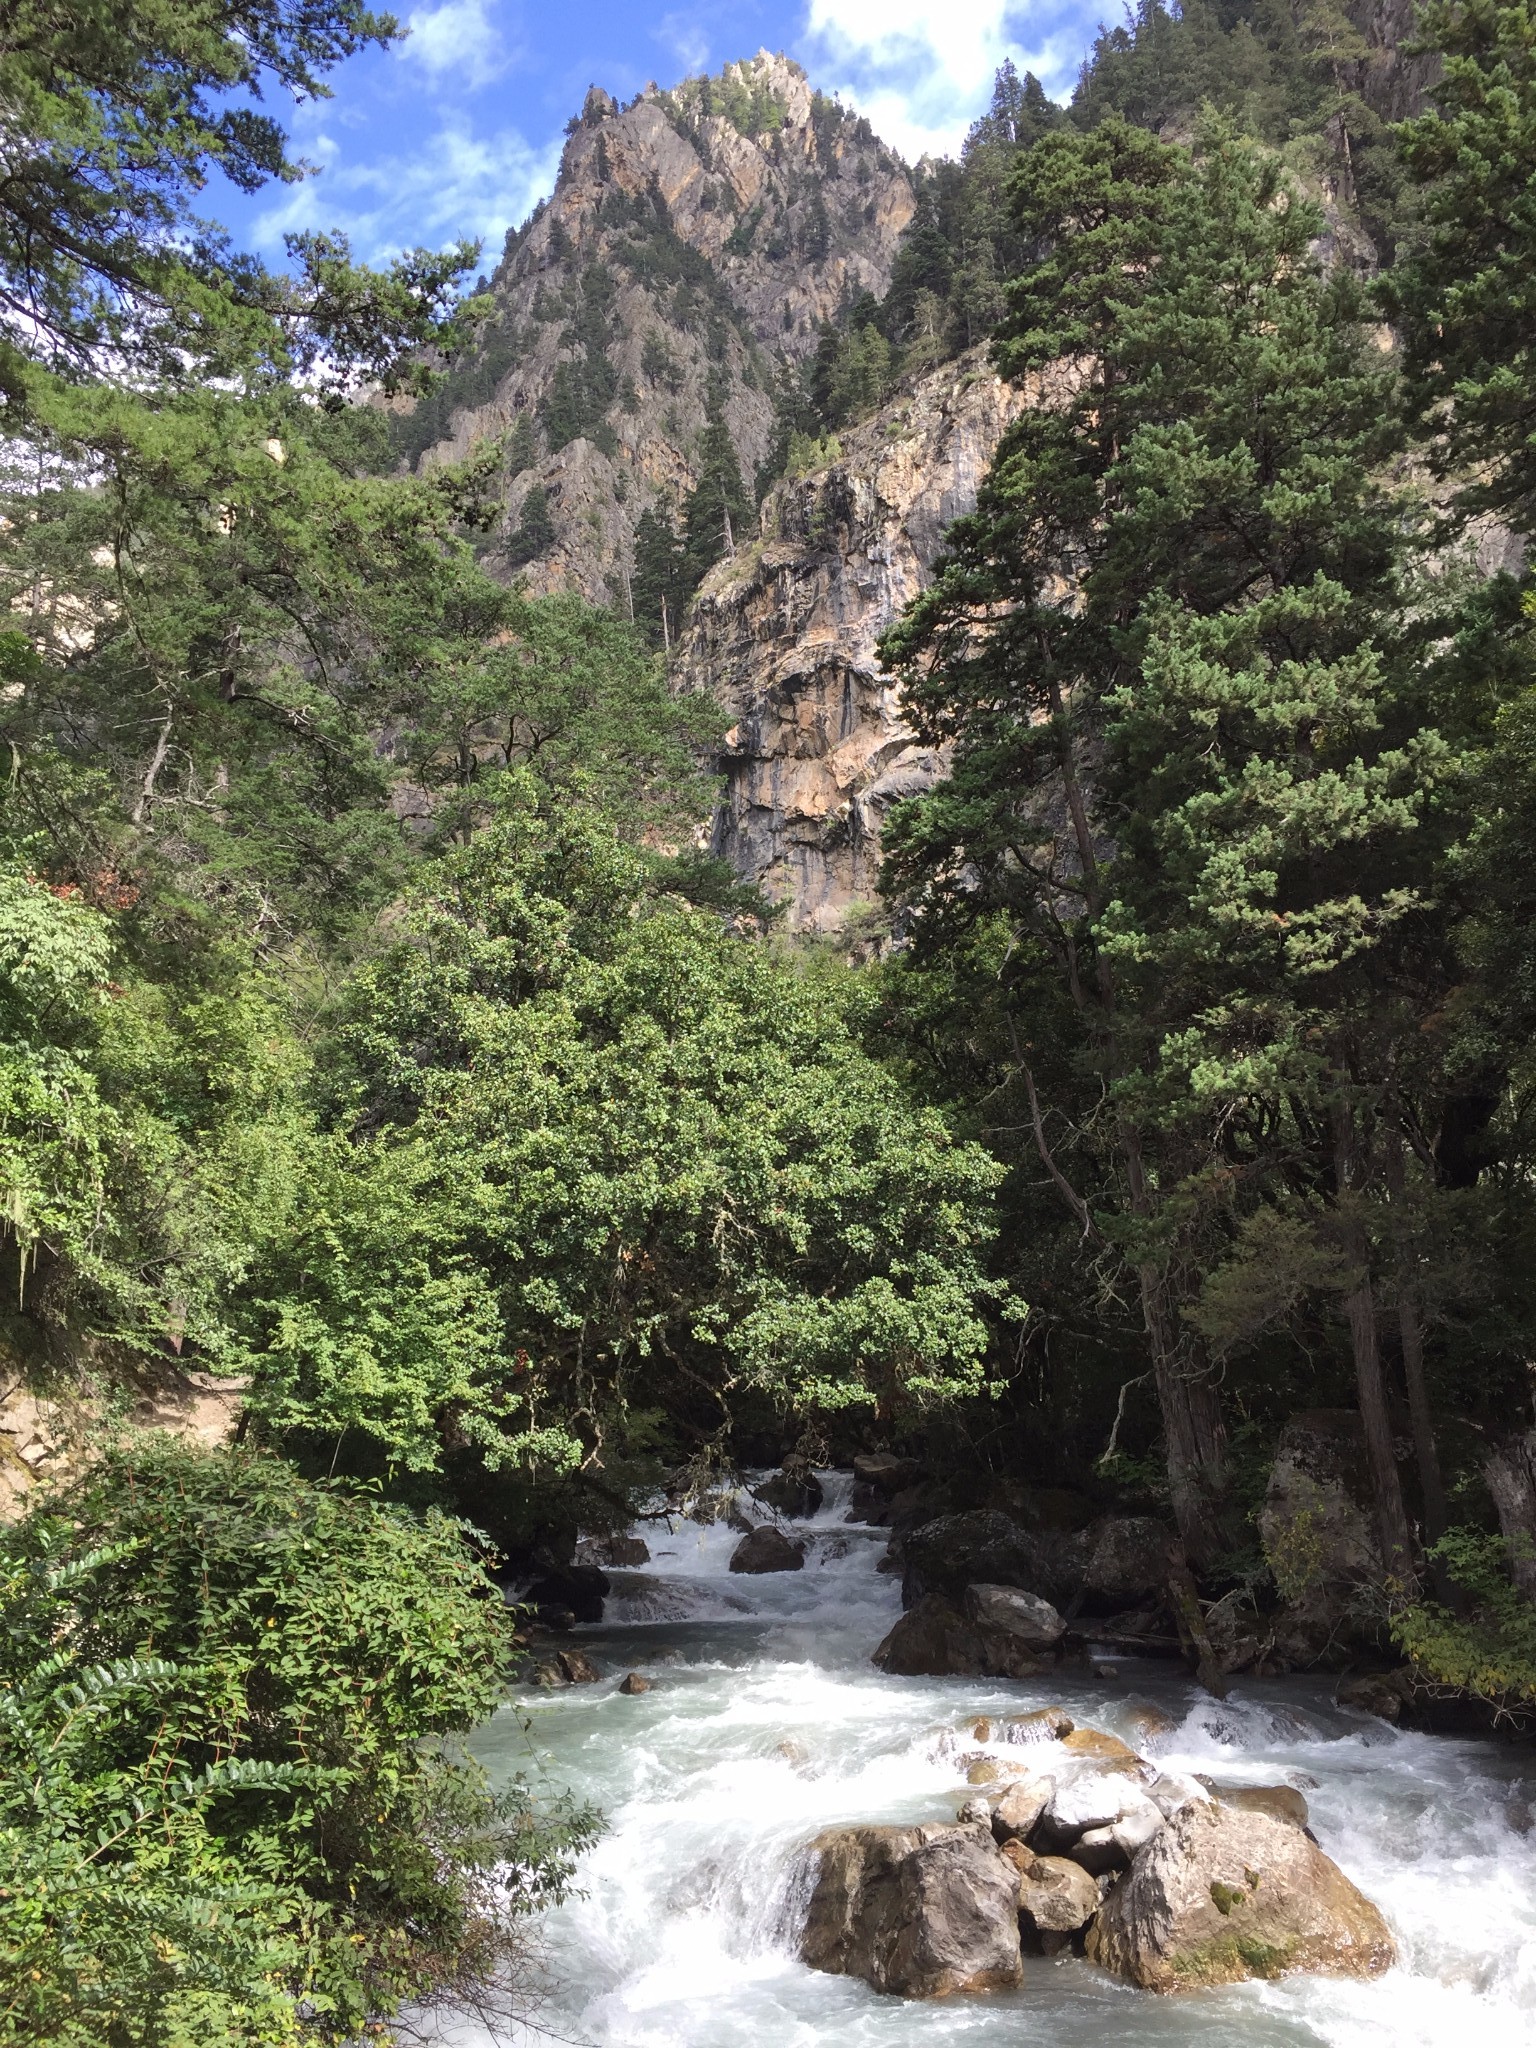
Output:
[461,1471,1536,2047]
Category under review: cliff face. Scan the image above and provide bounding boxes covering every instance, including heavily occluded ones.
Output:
[399,53,914,609]
[675,352,1041,933]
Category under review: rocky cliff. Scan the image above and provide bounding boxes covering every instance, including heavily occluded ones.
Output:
[397,52,914,611]
[675,351,1039,933]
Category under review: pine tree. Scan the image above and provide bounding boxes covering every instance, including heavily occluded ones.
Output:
[881,118,1443,1571]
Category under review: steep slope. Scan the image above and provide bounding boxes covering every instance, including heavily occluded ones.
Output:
[675,350,1051,933]
[395,53,914,615]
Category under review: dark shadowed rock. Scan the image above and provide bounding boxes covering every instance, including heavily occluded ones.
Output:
[523,1563,609,1624]
[801,1822,1023,1998]
[575,1534,651,1567]
[1086,1800,1396,1991]
[1082,1517,1177,1601]
[901,1511,1059,1608]
[1336,1670,1414,1721]
[871,1593,1046,1679]
[853,1452,924,1495]
[965,1582,1065,1648]
[753,1465,825,1518]
[729,1524,806,1573]
[617,1671,652,1695]
[535,1647,603,1686]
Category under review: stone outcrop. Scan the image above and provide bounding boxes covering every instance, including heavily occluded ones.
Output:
[0,1365,246,1518]
[800,1822,1023,1998]
[898,1506,1176,1616]
[871,1591,1050,1680]
[1086,1801,1397,1992]
[393,53,914,611]
[752,1463,824,1518]
[1259,1409,1387,1664]
[680,353,1044,932]
[1006,1847,1100,1940]
[729,1523,805,1572]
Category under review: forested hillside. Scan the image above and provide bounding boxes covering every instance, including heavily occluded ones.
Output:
[7,0,1536,2039]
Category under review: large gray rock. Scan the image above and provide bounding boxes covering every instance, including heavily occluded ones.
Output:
[871,1593,1047,1680]
[753,1465,824,1518]
[801,1822,1024,1998]
[1258,1410,1385,1665]
[1087,1800,1396,1992]
[901,1512,1059,1608]
[729,1524,805,1573]
[964,1582,1065,1648]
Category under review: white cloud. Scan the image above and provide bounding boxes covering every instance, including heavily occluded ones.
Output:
[252,119,562,266]
[798,0,1088,161]
[401,0,507,80]
[656,11,711,77]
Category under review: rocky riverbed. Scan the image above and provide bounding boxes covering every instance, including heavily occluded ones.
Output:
[459,1472,1536,2046]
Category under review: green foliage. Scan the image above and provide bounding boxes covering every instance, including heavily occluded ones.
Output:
[0,0,485,400]
[0,1444,598,2044]
[271,782,1008,1473]
[1393,1529,1536,1711]
[1391,0,1536,533]
[502,481,555,568]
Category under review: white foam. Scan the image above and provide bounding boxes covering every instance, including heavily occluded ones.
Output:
[454,1471,1536,2048]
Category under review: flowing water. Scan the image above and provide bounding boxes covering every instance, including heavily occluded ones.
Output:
[462,1472,1536,2048]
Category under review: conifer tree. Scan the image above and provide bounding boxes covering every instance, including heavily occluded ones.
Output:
[882,119,1442,1571]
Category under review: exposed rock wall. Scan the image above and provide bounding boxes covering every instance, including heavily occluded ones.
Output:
[675,352,1038,931]
[397,53,914,609]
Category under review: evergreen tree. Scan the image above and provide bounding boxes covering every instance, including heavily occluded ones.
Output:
[881,119,1439,1569]
[1391,0,1536,533]
[504,481,555,568]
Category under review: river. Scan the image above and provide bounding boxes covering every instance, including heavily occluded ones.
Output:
[464,1471,1536,2047]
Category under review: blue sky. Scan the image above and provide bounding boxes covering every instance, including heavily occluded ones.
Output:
[213,0,1104,273]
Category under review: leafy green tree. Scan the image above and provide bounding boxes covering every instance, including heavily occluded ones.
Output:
[239,782,1009,1488]
[881,118,1437,1570]
[0,1444,597,2045]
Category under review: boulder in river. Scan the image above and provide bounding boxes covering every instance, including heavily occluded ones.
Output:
[729,1524,806,1573]
[1200,1780,1310,1829]
[576,1534,651,1567]
[871,1592,1047,1679]
[801,1822,1024,1998]
[901,1511,1059,1608]
[989,1772,1053,1844]
[617,1671,652,1695]
[964,1582,1065,1649]
[1336,1669,1414,1722]
[523,1563,609,1625]
[753,1465,825,1518]
[1002,1706,1074,1745]
[534,1647,603,1686]
[1086,1800,1397,1991]
[1003,1845,1101,1936]
[853,1452,923,1495]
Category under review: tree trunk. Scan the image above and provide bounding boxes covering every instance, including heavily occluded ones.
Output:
[1383,1113,1448,1549]
[1485,1430,1536,1602]
[1332,1107,1417,1589]
[1138,1265,1234,1569]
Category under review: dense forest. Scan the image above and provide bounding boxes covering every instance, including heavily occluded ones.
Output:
[7,0,1536,2040]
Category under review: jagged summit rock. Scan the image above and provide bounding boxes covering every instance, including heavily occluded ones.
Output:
[394,53,914,615]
